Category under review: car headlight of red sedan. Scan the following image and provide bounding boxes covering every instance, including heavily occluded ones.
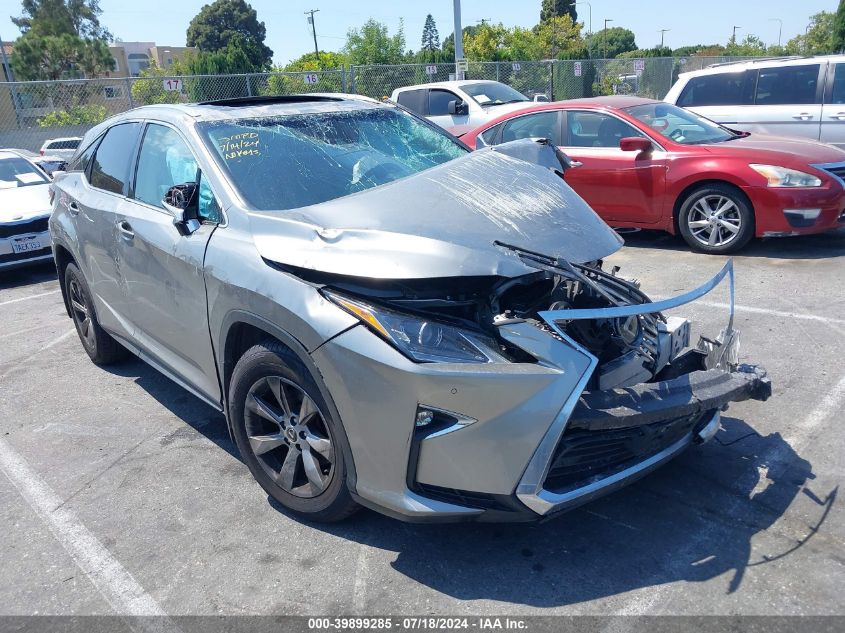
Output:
[749,164,822,188]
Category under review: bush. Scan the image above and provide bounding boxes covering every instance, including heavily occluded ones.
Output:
[38,104,107,127]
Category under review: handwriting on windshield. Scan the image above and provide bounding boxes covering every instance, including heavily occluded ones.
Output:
[218,132,261,160]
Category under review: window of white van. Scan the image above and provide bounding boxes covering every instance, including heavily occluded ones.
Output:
[754,64,820,105]
[678,72,753,107]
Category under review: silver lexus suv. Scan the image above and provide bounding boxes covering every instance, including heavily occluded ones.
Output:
[50,95,771,522]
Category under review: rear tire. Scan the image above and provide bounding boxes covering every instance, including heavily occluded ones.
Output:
[678,184,755,254]
[229,340,359,522]
[64,262,128,365]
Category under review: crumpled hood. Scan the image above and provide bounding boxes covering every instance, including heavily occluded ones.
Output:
[249,144,623,279]
[0,184,51,224]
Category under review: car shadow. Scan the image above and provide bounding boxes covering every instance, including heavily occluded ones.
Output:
[103,358,829,607]
[0,261,57,289]
[620,227,845,260]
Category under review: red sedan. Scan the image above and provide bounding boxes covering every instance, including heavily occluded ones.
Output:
[460,96,845,253]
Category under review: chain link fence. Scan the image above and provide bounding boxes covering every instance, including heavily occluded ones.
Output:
[0,57,749,153]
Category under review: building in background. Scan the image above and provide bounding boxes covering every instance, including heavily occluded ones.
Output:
[108,42,196,77]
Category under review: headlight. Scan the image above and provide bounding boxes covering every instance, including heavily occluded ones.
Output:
[749,164,822,188]
[324,291,506,364]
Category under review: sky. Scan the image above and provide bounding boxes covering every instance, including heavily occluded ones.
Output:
[0,0,838,65]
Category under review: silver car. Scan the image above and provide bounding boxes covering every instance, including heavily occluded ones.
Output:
[50,95,771,522]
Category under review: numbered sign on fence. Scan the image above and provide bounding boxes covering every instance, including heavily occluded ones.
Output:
[574,62,582,77]
[162,79,182,92]
[425,65,437,76]
[634,59,645,72]
[303,73,319,85]
[512,62,521,72]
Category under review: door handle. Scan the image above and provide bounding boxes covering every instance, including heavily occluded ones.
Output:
[830,112,845,120]
[67,201,79,216]
[117,220,134,240]
[792,113,814,120]
[569,160,584,168]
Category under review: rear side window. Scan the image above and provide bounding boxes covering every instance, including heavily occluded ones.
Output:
[500,112,561,145]
[830,64,845,104]
[429,89,459,116]
[90,123,142,195]
[396,89,427,115]
[754,64,820,105]
[678,72,752,107]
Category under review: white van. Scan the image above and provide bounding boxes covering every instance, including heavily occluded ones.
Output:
[664,55,845,148]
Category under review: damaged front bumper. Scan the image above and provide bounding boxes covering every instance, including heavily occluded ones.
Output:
[312,260,771,522]
[511,259,771,518]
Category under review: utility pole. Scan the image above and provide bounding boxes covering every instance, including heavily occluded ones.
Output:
[732,25,741,44]
[305,9,320,66]
[603,18,613,59]
[453,0,464,79]
[658,29,670,48]
[769,18,783,47]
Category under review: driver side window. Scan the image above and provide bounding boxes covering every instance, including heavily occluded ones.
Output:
[565,111,643,148]
[134,124,199,209]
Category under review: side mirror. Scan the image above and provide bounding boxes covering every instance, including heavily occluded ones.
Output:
[162,183,201,236]
[448,99,468,115]
[619,137,653,153]
[533,94,550,103]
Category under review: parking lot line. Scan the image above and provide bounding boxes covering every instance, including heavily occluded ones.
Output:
[0,289,61,307]
[785,372,845,451]
[696,300,845,328]
[0,437,167,617]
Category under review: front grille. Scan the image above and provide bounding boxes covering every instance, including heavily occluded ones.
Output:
[415,483,516,512]
[0,246,52,265]
[544,413,702,493]
[0,217,49,239]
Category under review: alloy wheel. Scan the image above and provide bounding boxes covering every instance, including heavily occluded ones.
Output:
[68,278,95,349]
[687,195,742,248]
[243,376,335,498]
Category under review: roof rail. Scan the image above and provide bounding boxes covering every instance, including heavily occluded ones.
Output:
[706,55,805,69]
[198,95,345,107]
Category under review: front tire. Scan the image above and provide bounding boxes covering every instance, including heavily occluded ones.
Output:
[229,340,359,522]
[64,262,128,365]
[678,184,755,254]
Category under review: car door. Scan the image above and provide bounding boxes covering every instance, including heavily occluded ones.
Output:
[821,62,845,149]
[395,88,427,117]
[560,110,667,225]
[62,122,143,341]
[427,88,469,128]
[117,122,223,404]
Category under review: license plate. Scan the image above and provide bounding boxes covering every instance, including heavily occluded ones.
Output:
[11,235,42,254]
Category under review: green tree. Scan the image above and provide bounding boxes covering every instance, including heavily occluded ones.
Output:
[38,103,106,126]
[13,0,108,38]
[833,1,845,52]
[342,19,406,65]
[786,12,834,54]
[442,25,478,61]
[540,0,576,23]
[421,14,440,52]
[725,34,768,56]
[186,0,273,70]
[10,0,112,80]
[587,27,637,59]
[263,51,347,96]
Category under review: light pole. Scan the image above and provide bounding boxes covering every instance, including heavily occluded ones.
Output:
[603,18,613,59]
[574,2,592,56]
[658,29,670,48]
[769,18,783,48]
[453,0,464,79]
[732,25,741,44]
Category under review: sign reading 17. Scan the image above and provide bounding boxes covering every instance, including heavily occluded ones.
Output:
[162,79,183,92]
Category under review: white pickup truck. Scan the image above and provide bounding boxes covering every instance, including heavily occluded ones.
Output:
[391,80,544,130]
